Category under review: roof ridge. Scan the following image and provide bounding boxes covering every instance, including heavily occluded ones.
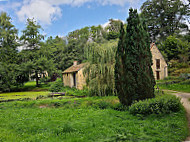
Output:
[63,63,86,74]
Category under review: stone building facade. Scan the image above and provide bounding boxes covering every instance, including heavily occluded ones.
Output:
[62,61,86,90]
[151,43,168,80]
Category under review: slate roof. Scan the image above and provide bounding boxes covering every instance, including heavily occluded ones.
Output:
[63,63,86,74]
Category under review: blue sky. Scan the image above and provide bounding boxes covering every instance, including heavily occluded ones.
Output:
[0,0,146,38]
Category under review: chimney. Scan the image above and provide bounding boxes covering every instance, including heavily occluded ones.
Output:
[73,61,78,66]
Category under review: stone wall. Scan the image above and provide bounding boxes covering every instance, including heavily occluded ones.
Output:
[151,45,168,80]
[63,68,86,90]
[63,73,73,87]
[76,68,86,90]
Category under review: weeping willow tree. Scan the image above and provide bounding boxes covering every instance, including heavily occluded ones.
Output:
[84,41,117,96]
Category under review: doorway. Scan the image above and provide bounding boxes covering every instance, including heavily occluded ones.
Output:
[156,71,160,80]
[73,73,76,87]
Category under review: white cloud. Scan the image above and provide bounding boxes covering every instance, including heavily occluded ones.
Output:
[101,19,125,29]
[16,0,61,25]
[15,0,140,25]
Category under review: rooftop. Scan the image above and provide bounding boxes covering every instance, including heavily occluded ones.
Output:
[63,63,86,74]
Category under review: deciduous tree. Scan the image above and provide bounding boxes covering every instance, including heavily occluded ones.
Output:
[141,0,190,41]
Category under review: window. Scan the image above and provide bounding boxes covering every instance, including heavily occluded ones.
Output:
[156,59,160,69]
[67,73,68,77]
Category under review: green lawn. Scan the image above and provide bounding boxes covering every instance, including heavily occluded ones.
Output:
[0,96,188,142]
[0,91,50,101]
[0,81,51,101]
[20,81,50,91]
[156,79,190,93]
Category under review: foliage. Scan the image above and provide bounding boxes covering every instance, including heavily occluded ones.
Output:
[115,8,155,106]
[141,0,190,41]
[115,23,126,104]
[20,18,44,50]
[84,41,117,96]
[0,96,188,141]
[129,95,181,116]
[43,36,67,72]
[63,86,89,97]
[0,12,18,64]
[0,12,28,92]
[160,36,190,61]
[0,63,28,92]
[106,19,123,40]
[39,76,51,84]
[49,78,63,93]
[20,18,56,86]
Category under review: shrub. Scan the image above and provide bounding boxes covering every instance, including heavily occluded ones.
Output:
[49,78,63,93]
[129,95,181,116]
[180,73,190,80]
[95,101,111,109]
[111,103,128,111]
[64,87,89,97]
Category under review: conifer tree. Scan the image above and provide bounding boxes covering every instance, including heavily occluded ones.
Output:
[20,18,44,86]
[115,23,126,103]
[115,8,155,106]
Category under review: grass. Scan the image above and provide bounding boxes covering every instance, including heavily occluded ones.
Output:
[20,81,50,91]
[0,96,188,142]
[0,80,188,141]
[0,91,50,101]
[156,78,190,93]
[0,81,51,101]
[0,81,88,101]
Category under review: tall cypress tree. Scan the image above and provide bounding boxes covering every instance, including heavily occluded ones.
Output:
[115,23,126,104]
[115,8,155,106]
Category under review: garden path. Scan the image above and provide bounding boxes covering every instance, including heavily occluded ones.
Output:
[164,90,190,141]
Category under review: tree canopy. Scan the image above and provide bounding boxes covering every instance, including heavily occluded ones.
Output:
[0,12,28,92]
[141,0,190,41]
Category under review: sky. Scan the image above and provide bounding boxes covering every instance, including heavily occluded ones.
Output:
[0,0,146,38]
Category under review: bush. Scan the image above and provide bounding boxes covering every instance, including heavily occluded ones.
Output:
[180,79,190,85]
[180,73,190,80]
[129,95,181,116]
[111,103,128,111]
[95,101,111,109]
[49,78,63,93]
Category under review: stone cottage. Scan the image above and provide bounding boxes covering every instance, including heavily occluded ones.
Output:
[62,61,86,90]
[151,43,168,80]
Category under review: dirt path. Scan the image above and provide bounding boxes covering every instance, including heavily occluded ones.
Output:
[164,90,190,141]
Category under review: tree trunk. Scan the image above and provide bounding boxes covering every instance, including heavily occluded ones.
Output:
[35,71,39,87]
